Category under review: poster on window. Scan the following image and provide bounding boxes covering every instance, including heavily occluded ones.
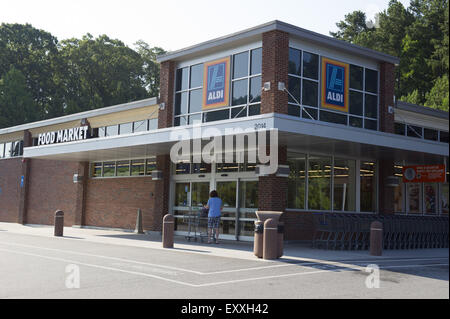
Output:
[321,57,349,113]
[202,57,230,110]
[402,165,446,183]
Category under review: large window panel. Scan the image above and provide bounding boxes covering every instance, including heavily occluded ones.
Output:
[302,51,318,80]
[190,64,203,88]
[349,91,363,116]
[365,69,378,94]
[287,155,306,209]
[250,48,262,75]
[333,159,356,211]
[308,156,331,210]
[249,76,261,103]
[116,160,130,176]
[232,79,248,106]
[288,77,301,103]
[364,94,378,119]
[288,48,301,76]
[189,89,203,113]
[302,79,318,107]
[360,162,376,212]
[176,67,189,91]
[233,51,249,79]
[350,65,363,90]
[175,92,188,115]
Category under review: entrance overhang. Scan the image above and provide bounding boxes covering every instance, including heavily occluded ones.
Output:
[23,113,448,164]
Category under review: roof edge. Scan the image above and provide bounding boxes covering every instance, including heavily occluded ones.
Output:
[396,100,449,120]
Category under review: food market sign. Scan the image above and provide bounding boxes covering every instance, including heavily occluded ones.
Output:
[37,126,89,146]
[402,165,446,183]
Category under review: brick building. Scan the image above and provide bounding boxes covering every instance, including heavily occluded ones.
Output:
[0,21,448,242]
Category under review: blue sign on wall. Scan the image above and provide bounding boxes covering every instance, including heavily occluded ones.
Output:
[203,57,230,109]
[321,57,349,112]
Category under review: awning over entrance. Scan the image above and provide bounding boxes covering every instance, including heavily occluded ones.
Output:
[23,113,448,164]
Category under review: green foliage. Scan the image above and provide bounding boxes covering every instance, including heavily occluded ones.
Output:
[331,0,449,111]
[0,23,166,128]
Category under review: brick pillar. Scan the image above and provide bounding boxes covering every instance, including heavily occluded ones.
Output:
[257,145,288,212]
[144,154,171,232]
[379,62,395,133]
[73,161,88,226]
[18,130,32,224]
[158,60,176,129]
[261,30,289,115]
[378,159,396,215]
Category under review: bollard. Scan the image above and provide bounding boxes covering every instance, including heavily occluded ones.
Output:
[369,221,383,256]
[135,208,144,234]
[162,214,174,248]
[253,221,264,258]
[54,210,64,237]
[277,222,284,258]
[263,218,278,260]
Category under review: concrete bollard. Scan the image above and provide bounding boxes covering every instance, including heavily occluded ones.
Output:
[263,218,278,260]
[277,222,284,258]
[162,214,174,248]
[135,208,144,234]
[370,221,383,256]
[54,210,64,237]
[253,221,264,258]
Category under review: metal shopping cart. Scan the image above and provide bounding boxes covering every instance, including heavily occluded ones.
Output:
[184,208,209,242]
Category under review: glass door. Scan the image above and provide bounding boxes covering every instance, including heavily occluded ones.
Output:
[216,181,237,239]
[173,181,209,232]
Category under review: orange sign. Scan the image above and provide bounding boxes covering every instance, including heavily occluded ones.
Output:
[402,165,446,183]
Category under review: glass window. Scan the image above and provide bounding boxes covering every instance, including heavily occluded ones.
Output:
[248,104,260,116]
[191,182,210,207]
[360,162,376,212]
[4,142,12,158]
[146,158,156,175]
[364,94,377,118]
[288,104,300,117]
[148,119,158,130]
[333,159,356,211]
[174,116,187,127]
[233,51,249,79]
[232,79,248,106]
[174,183,190,206]
[302,79,318,107]
[176,67,189,91]
[302,51,318,80]
[105,125,118,137]
[189,89,203,113]
[424,128,438,141]
[288,48,301,76]
[350,65,363,90]
[320,110,347,125]
[408,183,422,214]
[407,125,422,138]
[190,64,203,88]
[216,181,237,208]
[441,183,449,215]
[440,131,449,143]
[365,69,378,94]
[98,127,107,137]
[349,91,363,116]
[393,165,403,212]
[288,77,301,104]
[116,160,130,176]
[175,92,188,115]
[249,76,261,103]
[308,155,331,210]
[250,48,262,75]
[231,106,247,118]
[364,119,377,131]
[131,159,146,176]
[302,107,318,120]
[424,183,438,215]
[91,162,102,177]
[240,181,259,209]
[349,116,363,128]
[0,143,4,158]
[192,162,211,174]
[288,155,306,209]
[395,122,406,135]
[175,162,190,174]
[133,120,147,133]
[119,122,133,135]
[103,161,115,177]
[203,109,229,123]
[12,141,22,157]
[216,163,239,173]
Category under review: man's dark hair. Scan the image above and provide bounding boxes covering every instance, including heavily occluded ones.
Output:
[210,190,218,198]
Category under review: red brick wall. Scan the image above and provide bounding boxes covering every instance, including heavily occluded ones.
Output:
[158,60,175,129]
[281,211,315,241]
[26,159,80,226]
[379,62,396,133]
[0,158,22,223]
[84,177,156,230]
[261,30,289,115]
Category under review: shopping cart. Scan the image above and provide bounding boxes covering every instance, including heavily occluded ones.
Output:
[184,208,209,242]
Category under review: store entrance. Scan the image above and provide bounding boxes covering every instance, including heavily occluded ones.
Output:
[172,177,258,241]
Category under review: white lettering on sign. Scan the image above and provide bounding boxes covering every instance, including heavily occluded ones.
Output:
[327,91,344,103]
[38,126,89,146]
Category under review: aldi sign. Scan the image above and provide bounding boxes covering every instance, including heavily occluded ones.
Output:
[203,57,230,110]
[321,57,349,113]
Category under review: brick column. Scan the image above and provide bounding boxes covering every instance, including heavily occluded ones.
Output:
[73,161,88,226]
[261,30,289,115]
[379,62,395,134]
[18,130,32,224]
[257,145,288,212]
[158,60,176,129]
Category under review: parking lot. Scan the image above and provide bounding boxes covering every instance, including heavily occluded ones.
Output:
[0,223,448,299]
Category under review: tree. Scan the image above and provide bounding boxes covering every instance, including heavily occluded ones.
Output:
[330,11,372,43]
[134,40,166,98]
[0,67,37,128]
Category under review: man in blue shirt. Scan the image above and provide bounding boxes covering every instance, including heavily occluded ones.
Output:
[204,190,223,244]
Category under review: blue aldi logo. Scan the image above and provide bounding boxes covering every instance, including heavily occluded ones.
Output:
[203,57,230,109]
[321,57,349,112]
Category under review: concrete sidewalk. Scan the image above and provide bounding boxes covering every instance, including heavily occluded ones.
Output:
[0,222,447,263]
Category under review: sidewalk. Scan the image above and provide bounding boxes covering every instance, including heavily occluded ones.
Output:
[0,222,448,263]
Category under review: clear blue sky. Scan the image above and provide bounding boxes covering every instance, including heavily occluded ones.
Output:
[2,0,411,52]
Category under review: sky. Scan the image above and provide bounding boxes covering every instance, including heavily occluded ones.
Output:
[1,0,412,52]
